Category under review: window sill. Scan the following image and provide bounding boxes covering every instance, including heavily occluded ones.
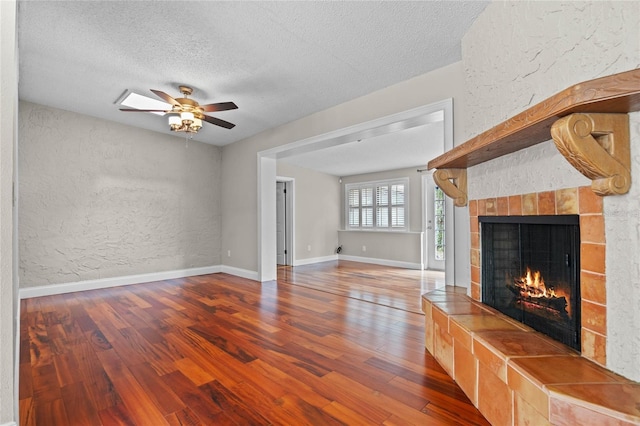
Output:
[338,229,423,235]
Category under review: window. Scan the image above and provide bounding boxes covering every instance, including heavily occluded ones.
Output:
[346,179,408,230]
[434,186,445,260]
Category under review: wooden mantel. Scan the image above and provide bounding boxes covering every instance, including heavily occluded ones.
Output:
[429,68,640,205]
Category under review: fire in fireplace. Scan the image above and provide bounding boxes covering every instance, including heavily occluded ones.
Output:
[480,215,580,350]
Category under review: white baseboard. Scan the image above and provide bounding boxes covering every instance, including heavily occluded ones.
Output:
[338,254,423,270]
[293,254,338,266]
[220,265,259,281]
[1,421,17,426]
[19,265,222,299]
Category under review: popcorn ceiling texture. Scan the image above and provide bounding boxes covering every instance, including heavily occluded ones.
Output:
[462,1,640,381]
[19,101,222,287]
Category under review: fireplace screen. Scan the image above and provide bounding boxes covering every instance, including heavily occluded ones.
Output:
[480,215,580,350]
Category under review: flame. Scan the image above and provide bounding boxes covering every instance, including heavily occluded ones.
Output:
[515,267,571,316]
[519,267,555,298]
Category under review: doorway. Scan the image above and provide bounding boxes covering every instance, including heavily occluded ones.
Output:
[276,178,294,266]
[258,99,454,282]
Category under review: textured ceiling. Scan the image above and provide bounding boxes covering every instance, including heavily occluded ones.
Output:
[18,0,487,150]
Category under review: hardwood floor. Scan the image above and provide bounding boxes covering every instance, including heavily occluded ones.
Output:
[19,261,489,425]
[277,261,445,314]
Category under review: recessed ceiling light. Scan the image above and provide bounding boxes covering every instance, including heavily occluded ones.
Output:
[119,91,171,116]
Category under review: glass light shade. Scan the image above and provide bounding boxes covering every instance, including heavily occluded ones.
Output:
[168,115,182,126]
[191,118,202,131]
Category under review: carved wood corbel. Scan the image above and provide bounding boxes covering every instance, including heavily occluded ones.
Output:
[433,168,468,207]
[551,113,630,196]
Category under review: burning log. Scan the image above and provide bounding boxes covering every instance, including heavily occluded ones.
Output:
[507,268,569,316]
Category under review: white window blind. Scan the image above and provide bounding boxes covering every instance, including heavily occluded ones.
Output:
[345,179,408,231]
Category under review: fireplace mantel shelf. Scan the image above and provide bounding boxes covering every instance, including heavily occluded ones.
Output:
[429,68,640,206]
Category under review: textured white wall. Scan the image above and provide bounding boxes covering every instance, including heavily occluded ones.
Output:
[276,162,340,260]
[463,1,640,381]
[0,1,17,422]
[461,1,640,142]
[605,111,640,380]
[468,141,589,199]
[19,102,222,288]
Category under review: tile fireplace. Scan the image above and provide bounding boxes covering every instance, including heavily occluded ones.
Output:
[424,70,640,424]
[469,187,606,365]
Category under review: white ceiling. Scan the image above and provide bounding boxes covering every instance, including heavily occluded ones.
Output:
[17,1,487,174]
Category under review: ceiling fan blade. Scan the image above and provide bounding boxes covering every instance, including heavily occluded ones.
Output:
[150,89,182,107]
[200,102,238,112]
[202,115,236,129]
[119,108,170,112]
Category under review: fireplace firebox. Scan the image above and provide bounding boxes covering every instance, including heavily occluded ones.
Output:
[480,215,581,350]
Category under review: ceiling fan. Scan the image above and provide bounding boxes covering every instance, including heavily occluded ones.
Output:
[120,85,237,134]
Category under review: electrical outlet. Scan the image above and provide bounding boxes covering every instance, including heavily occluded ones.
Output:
[362,245,367,252]
[227,250,231,257]
[307,245,312,252]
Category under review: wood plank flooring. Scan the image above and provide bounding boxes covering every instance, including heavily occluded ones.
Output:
[19,260,489,425]
[277,261,446,314]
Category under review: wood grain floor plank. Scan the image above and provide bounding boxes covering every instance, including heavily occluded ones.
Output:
[28,313,53,368]
[174,357,215,386]
[161,370,223,424]
[19,397,36,426]
[127,362,186,415]
[97,402,136,426]
[20,261,488,425]
[19,360,33,401]
[70,343,121,412]
[96,349,170,425]
[322,400,381,425]
[52,351,80,388]
[273,393,343,426]
[198,379,273,425]
[34,398,69,426]
[59,381,103,426]
[31,364,61,404]
[248,358,332,409]
[163,331,242,388]
[164,406,203,426]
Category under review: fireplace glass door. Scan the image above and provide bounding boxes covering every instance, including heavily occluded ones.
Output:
[480,215,580,350]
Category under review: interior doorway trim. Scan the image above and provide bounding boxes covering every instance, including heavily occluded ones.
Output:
[258,99,454,282]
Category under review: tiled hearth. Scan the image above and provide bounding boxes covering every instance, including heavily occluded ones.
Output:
[469,186,606,367]
[421,288,640,425]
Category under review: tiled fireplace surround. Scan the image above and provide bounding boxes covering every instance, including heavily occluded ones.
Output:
[469,186,607,365]
[421,70,640,424]
[421,185,640,425]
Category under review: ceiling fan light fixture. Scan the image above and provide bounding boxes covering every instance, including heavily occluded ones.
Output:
[121,85,236,135]
[168,113,201,134]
